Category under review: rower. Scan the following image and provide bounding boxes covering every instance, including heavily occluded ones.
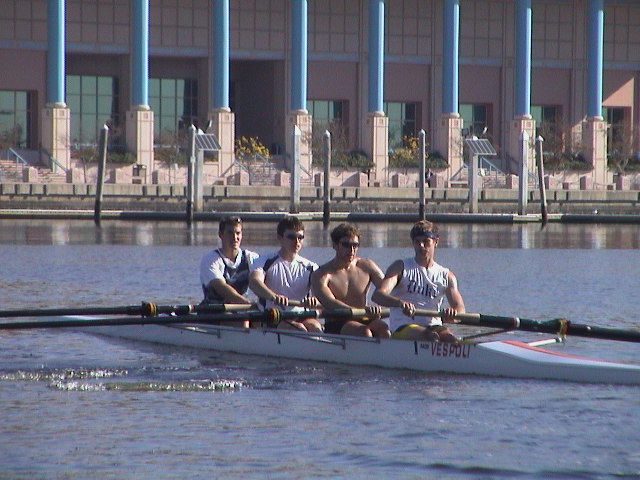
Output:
[311,223,390,338]
[249,216,322,333]
[199,215,259,327]
[372,220,465,343]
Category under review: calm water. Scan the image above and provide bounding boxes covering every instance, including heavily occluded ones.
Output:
[1,219,639,479]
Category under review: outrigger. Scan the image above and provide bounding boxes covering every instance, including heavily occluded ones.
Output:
[1,302,639,385]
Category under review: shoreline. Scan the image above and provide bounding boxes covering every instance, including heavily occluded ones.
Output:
[1,183,639,224]
[2,209,640,225]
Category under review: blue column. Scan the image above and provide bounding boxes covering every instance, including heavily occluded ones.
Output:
[442,0,459,114]
[212,0,230,109]
[131,0,149,106]
[515,0,532,117]
[587,0,604,118]
[368,0,384,113]
[47,0,65,104]
[291,0,308,111]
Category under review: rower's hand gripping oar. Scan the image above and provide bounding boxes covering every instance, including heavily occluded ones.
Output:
[414,309,640,343]
[267,307,390,327]
[0,302,256,319]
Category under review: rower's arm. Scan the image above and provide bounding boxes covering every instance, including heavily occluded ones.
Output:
[249,270,288,306]
[444,271,465,316]
[206,279,253,304]
[371,260,404,307]
[311,270,352,310]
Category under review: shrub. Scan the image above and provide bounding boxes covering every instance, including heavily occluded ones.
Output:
[235,136,270,162]
[389,136,449,169]
[543,152,592,172]
[331,149,374,170]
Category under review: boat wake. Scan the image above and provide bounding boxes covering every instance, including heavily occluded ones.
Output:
[49,378,243,392]
[0,367,243,392]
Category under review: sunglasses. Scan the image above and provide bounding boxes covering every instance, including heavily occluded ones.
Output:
[339,241,360,249]
[285,233,305,241]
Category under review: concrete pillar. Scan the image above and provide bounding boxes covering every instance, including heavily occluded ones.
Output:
[584,118,609,187]
[286,0,312,173]
[587,0,604,119]
[364,112,389,184]
[286,111,312,174]
[126,0,154,175]
[515,0,531,118]
[365,0,388,185]
[209,0,235,177]
[436,0,463,180]
[509,0,536,175]
[510,117,536,172]
[41,0,70,171]
[583,0,609,187]
[437,114,463,184]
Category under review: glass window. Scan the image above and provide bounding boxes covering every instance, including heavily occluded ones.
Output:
[307,100,349,161]
[603,107,629,154]
[308,99,347,139]
[460,104,489,137]
[384,102,417,150]
[308,100,345,126]
[66,75,119,146]
[0,90,31,148]
[150,77,198,143]
[532,105,562,153]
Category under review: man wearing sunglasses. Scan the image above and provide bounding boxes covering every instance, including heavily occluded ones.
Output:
[311,223,390,338]
[372,220,465,343]
[249,216,322,332]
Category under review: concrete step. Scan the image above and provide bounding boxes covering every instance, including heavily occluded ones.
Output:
[0,158,67,183]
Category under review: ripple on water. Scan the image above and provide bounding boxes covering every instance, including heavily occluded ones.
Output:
[0,367,243,392]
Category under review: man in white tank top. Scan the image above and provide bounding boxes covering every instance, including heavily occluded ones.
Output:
[372,220,465,342]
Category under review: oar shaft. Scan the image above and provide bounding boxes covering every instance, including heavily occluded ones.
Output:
[414,309,640,343]
[0,313,249,330]
[0,303,255,319]
[0,307,387,330]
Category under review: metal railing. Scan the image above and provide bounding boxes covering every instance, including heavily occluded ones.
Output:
[5,147,29,167]
[40,146,68,174]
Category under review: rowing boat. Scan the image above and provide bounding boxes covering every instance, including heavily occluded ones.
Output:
[61,315,640,385]
[3,303,637,384]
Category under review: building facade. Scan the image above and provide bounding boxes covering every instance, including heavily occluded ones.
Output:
[1,0,639,187]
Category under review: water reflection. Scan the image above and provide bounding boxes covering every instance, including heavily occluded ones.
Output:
[0,219,638,249]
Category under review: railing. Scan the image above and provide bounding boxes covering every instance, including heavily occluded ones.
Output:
[478,156,503,176]
[40,146,68,174]
[6,147,29,168]
[221,158,253,184]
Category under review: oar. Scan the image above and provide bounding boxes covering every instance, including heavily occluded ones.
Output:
[414,309,640,343]
[0,307,387,330]
[0,302,256,319]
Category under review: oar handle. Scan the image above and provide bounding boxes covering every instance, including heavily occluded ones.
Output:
[413,309,483,324]
[324,307,389,319]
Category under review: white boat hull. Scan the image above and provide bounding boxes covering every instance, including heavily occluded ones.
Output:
[65,316,640,385]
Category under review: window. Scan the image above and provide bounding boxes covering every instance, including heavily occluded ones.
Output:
[66,75,119,145]
[150,78,198,142]
[384,102,417,151]
[0,90,31,148]
[532,105,562,151]
[308,99,348,143]
[307,100,349,164]
[460,104,489,138]
[308,100,345,128]
[603,107,629,154]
